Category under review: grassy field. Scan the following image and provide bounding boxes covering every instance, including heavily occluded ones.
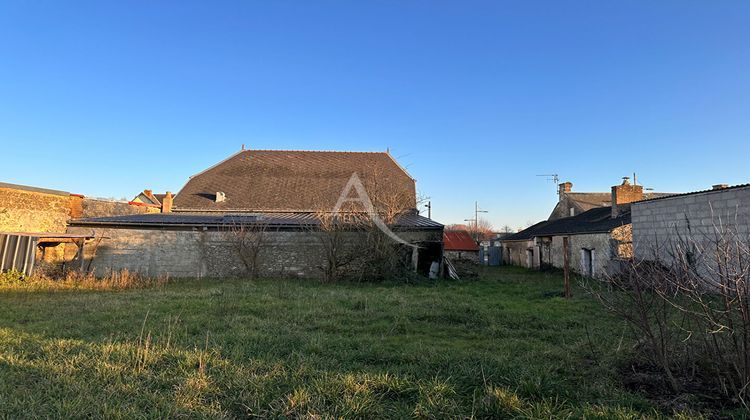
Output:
[0,267,700,418]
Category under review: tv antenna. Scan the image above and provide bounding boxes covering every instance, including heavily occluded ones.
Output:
[536,173,559,184]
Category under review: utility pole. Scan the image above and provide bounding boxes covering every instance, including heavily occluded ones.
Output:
[465,201,488,242]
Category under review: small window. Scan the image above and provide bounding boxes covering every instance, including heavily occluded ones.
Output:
[569,208,575,216]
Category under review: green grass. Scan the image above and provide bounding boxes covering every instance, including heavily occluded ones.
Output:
[0,266,691,418]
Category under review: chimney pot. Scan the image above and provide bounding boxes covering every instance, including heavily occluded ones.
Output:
[559,182,573,195]
[712,184,729,190]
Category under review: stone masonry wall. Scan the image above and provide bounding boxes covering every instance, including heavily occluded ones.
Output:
[81,198,149,218]
[66,226,442,279]
[632,186,750,265]
[0,187,71,233]
[549,233,615,278]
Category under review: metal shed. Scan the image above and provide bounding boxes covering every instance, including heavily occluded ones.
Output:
[0,232,96,276]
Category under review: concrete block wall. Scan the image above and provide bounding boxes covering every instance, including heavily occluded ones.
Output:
[632,186,750,264]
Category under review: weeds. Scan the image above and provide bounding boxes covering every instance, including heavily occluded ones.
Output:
[0,269,168,291]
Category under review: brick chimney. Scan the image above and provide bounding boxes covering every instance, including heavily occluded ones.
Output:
[161,191,173,213]
[611,177,643,218]
[559,182,572,196]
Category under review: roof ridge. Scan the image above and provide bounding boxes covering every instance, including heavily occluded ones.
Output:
[246,149,388,154]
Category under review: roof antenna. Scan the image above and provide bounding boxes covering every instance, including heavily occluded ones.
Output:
[536,173,560,194]
[386,147,390,154]
[241,144,246,151]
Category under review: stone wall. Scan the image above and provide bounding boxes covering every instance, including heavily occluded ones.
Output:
[0,184,149,235]
[66,226,442,279]
[444,250,479,262]
[0,186,72,233]
[81,198,149,218]
[501,240,535,268]
[549,233,615,278]
[632,186,750,265]
[502,229,626,278]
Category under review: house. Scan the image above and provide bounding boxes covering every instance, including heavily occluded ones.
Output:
[632,183,750,273]
[501,178,643,278]
[549,181,671,220]
[130,190,174,213]
[443,230,479,261]
[68,149,444,279]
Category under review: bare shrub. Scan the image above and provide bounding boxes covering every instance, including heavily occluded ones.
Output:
[586,210,750,407]
[222,217,268,279]
[310,167,419,283]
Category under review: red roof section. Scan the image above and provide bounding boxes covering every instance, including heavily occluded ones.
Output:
[443,230,479,251]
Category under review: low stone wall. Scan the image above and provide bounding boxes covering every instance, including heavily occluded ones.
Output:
[67,226,442,279]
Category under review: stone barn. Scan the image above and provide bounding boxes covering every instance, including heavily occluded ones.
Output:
[68,149,444,279]
[443,230,479,262]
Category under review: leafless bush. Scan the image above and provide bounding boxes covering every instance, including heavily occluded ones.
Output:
[586,210,750,407]
[222,217,268,279]
[310,167,418,282]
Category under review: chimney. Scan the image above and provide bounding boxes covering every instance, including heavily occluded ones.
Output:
[215,191,226,203]
[712,184,729,190]
[161,191,173,213]
[559,182,572,196]
[611,177,643,218]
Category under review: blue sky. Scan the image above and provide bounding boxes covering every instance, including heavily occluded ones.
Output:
[1,1,748,229]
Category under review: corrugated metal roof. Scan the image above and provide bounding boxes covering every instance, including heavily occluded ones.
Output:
[633,183,750,204]
[69,212,444,230]
[443,230,479,251]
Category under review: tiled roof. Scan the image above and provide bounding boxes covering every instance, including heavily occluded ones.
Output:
[173,150,416,212]
[503,207,629,241]
[443,230,479,251]
[69,211,443,230]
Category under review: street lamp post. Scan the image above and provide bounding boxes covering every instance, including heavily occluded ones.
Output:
[465,201,488,242]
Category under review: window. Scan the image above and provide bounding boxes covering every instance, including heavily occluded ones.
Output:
[569,207,575,217]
